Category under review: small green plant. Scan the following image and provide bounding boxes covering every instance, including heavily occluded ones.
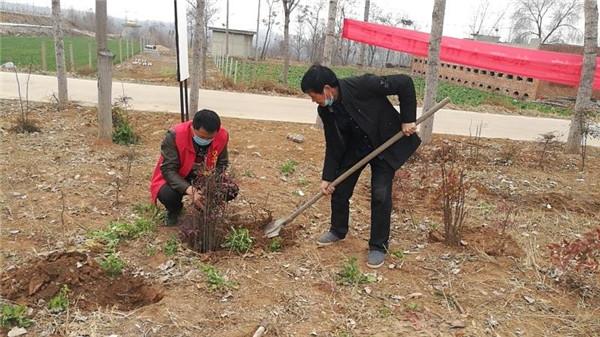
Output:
[390,250,405,260]
[337,257,376,286]
[133,218,156,235]
[223,227,253,254]
[336,330,353,337]
[280,159,298,176]
[48,285,69,313]
[145,244,157,257]
[112,107,139,145]
[0,304,33,328]
[164,235,179,256]
[89,218,157,251]
[99,253,125,277]
[133,202,163,222]
[406,302,420,311]
[242,169,256,178]
[297,176,309,187]
[200,264,236,292]
[267,237,283,252]
[377,305,392,318]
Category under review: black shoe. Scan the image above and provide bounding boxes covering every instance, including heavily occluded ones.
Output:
[164,209,181,226]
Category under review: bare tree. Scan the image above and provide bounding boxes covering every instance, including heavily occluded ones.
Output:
[322,0,338,66]
[96,0,113,141]
[261,0,280,60]
[358,0,370,67]
[511,0,582,44]
[334,0,360,65]
[225,0,230,56]
[204,0,218,77]
[565,0,597,153]
[306,0,326,62]
[51,0,68,108]
[419,0,446,144]
[255,0,262,60]
[281,0,301,84]
[469,0,490,35]
[189,0,206,114]
[292,8,308,61]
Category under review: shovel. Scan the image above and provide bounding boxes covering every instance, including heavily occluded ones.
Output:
[264,97,451,238]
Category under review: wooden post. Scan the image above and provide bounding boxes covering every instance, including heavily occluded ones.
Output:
[69,43,75,72]
[119,39,123,63]
[88,42,92,69]
[41,41,47,71]
[234,60,238,84]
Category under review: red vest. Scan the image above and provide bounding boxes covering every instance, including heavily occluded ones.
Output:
[149,121,229,203]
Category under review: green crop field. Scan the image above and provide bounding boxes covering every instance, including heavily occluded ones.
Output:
[0,36,141,72]
[218,58,570,116]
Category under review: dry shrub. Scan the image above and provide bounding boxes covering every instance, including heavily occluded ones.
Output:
[10,118,41,133]
[495,143,521,166]
[537,132,559,169]
[179,170,239,253]
[493,202,518,253]
[548,227,600,299]
[434,143,471,246]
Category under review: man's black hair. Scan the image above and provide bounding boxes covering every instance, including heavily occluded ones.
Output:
[300,64,339,94]
[192,109,221,132]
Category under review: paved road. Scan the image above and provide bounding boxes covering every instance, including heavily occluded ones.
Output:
[2,72,596,146]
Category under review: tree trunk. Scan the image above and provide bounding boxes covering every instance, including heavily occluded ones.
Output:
[358,0,370,68]
[255,0,261,60]
[96,0,113,141]
[189,0,206,114]
[322,0,338,66]
[52,0,68,108]
[282,3,291,84]
[419,0,446,144]
[202,4,209,83]
[565,0,598,154]
[225,0,230,56]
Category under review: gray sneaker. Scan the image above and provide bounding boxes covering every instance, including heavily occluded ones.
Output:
[367,250,385,269]
[316,231,343,247]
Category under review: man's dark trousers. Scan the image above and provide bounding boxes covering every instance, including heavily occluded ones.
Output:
[329,157,395,252]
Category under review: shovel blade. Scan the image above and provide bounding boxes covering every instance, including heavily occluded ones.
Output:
[264,218,287,238]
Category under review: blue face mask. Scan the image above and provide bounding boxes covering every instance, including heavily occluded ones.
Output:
[324,95,334,107]
[193,135,213,146]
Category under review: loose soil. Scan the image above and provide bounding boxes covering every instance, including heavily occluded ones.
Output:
[0,251,163,311]
[1,99,599,336]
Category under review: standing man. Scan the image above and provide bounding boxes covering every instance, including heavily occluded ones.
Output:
[301,65,420,268]
[149,109,238,226]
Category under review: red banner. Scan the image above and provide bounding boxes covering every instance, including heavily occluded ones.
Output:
[342,19,600,90]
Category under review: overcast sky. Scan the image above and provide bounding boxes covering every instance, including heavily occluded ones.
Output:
[6,0,586,42]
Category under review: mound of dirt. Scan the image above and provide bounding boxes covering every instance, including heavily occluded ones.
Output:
[0,251,163,311]
[179,205,299,253]
[429,226,523,258]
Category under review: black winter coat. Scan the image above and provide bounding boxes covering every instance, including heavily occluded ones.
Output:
[317,73,421,181]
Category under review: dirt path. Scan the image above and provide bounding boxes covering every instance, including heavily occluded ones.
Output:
[2,72,598,146]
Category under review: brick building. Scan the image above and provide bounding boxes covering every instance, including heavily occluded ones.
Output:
[411,43,600,100]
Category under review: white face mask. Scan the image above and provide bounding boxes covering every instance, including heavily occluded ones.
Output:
[324,95,334,107]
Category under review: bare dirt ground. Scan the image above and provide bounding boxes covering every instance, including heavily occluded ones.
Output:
[1,99,599,337]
